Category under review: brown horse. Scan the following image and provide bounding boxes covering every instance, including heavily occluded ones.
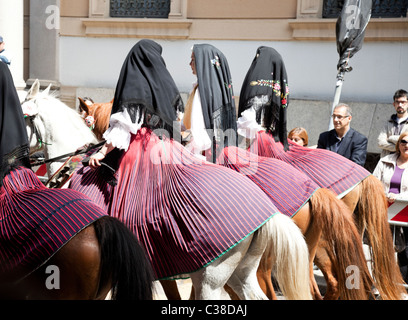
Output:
[219,146,374,300]
[0,167,154,300]
[78,97,112,141]
[0,215,155,300]
[318,176,406,300]
[250,134,406,300]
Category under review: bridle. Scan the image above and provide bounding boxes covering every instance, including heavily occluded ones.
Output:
[24,111,105,167]
[24,113,51,151]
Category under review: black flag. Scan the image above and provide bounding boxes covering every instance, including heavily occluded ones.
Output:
[336,0,372,73]
[329,0,372,130]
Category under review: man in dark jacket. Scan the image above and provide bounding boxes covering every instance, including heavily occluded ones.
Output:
[317,103,367,166]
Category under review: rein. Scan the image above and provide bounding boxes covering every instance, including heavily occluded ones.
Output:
[30,140,106,167]
[24,114,52,149]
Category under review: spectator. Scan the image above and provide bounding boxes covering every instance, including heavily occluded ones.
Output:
[317,103,367,166]
[373,132,408,282]
[288,127,309,147]
[378,89,408,158]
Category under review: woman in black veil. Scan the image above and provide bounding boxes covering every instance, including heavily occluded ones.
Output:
[69,39,282,281]
[182,44,237,162]
[237,45,369,197]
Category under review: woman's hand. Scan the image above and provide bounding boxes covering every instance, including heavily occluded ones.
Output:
[89,151,105,169]
[387,192,398,204]
[88,143,114,169]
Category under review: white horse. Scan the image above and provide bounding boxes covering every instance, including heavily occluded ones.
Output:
[21,80,99,178]
[19,80,312,300]
[189,213,311,300]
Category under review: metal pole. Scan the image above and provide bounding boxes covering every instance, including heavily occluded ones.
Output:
[328,70,345,130]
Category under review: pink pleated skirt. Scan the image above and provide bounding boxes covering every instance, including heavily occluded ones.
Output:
[251,131,371,197]
[69,128,279,279]
[218,146,319,217]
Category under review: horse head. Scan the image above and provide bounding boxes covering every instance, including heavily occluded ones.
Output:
[21,79,52,154]
[78,97,113,141]
[21,80,99,178]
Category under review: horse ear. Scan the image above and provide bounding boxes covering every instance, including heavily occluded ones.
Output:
[41,84,52,97]
[25,79,41,100]
[78,97,90,113]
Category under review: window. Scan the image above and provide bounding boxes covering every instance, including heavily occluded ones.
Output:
[110,0,171,18]
[323,0,408,18]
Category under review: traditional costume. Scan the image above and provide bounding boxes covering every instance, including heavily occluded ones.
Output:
[0,63,106,283]
[69,40,280,280]
[237,46,370,196]
[218,146,319,218]
[182,44,237,162]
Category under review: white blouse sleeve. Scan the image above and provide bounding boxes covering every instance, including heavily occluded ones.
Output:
[103,109,143,151]
[237,106,264,139]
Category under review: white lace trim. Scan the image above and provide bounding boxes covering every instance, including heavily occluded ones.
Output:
[237,107,263,139]
[103,109,143,151]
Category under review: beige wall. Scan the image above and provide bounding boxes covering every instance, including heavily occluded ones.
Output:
[187,0,297,19]
[60,0,88,17]
[58,0,408,42]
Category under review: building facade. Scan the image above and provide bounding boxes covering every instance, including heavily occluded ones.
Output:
[2,0,408,159]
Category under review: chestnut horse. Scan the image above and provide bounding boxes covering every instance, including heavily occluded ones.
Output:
[218,146,373,300]
[0,168,154,300]
[251,132,406,300]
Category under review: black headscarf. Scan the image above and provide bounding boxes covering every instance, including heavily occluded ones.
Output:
[0,62,30,185]
[192,44,237,160]
[102,40,183,184]
[238,46,290,150]
[111,39,184,137]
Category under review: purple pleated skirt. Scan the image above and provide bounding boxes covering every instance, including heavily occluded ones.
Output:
[218,146,319,217]
[0,167,106,278]
[69,128,279,279]
[251,131,371,197]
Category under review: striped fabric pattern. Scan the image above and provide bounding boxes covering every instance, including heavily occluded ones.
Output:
[0,167,106,278]
[219,146,319,217]
[252,131,371,196]
[69,128,279,279]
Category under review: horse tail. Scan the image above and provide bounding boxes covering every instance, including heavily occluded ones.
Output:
[310,188,373,300]
[357,175,406,300]
[93,216,155,300]
[262,213,312,300]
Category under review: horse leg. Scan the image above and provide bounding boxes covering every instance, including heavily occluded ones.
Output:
[227,230,269,300]
[311,187,360,300]
[190,235,253,300]
[292,203,323,300]
[307,185,361,300]
[256,255,277,300]
[314,241,340,300]
[159,280,182,300]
